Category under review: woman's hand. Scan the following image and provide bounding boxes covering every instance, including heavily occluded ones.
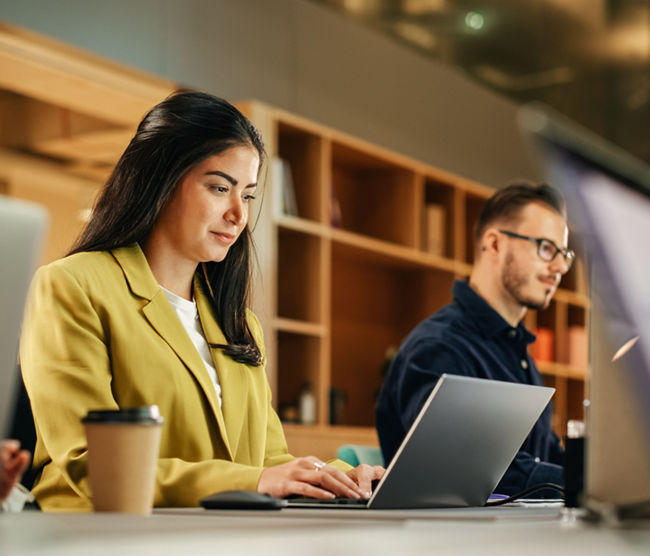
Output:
[346,463,385,497]
[0,440,31,502]
[257,456,368,499]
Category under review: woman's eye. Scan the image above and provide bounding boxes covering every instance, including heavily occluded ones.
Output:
[243,194,257,202]
[208,184,229,193]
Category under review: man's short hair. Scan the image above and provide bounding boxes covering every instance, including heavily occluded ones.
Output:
[475,181,566,243]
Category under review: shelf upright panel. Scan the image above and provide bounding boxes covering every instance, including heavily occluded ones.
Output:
[319,137,332,426]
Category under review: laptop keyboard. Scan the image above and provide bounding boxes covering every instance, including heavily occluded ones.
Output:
[286,496,369,507]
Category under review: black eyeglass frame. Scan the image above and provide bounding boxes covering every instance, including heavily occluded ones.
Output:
[498,229,575,269]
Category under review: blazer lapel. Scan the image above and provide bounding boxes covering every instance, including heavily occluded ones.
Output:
[195,277,248,457]
[111,245,233,459]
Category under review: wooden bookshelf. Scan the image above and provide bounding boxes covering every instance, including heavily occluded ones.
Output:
[241,101,589,455]
[0,23,588,459]
[0,23,174,265]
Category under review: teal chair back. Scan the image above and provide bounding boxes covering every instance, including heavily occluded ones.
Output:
[337,444,385,467]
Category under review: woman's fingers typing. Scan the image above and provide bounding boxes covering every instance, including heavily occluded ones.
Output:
[346,463,386,496]
[257,456,368,499]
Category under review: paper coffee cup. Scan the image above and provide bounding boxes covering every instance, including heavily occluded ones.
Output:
[82,406,163,514]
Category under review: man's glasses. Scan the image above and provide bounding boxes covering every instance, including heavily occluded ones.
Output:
[499,230,575,270]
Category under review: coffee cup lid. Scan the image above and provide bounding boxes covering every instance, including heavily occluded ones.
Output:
[82,405,164,425]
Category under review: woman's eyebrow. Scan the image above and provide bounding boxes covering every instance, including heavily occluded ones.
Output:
[205,171,257,189]
[205,170,237,185]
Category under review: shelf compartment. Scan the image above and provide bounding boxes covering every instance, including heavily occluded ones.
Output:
[536,299,557,331]
[276,331,323,425]
[277,228,324,323]
[276,121,325,223]
[330,247,455,427]
[566,305,588,370]
[422,178,456,258]
[331,141,418,247]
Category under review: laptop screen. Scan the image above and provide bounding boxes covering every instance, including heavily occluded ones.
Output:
[0,196,47,437]
[518,103,650,445]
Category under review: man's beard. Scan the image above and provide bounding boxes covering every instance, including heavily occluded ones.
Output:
[501,252,551,311]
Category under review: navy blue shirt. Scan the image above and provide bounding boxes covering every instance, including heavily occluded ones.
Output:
[376,280,564,496]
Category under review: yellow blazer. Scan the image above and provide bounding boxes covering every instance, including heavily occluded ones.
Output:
[20,244,297,510]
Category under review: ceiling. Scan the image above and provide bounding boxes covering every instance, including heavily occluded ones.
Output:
[309,0,650,163]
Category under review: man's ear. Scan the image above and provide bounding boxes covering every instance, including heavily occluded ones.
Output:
[481,228,501,255]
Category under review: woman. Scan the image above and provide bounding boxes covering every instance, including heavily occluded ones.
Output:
[20,91,383,511]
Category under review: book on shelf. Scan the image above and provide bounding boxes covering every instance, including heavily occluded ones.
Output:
[330,191,343,228]
[424,204,445,255]
[568,326,587,369]
[532,327,554,362]
[270,157,298,217]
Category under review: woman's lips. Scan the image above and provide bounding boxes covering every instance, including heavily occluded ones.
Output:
[212,231,236,244]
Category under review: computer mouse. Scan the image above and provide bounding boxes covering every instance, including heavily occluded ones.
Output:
[199,489,287,510]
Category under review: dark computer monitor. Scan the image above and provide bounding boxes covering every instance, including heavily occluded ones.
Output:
[518,104,650,517]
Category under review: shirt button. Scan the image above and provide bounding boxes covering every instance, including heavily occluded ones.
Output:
[534,457,540,463]
[521,359,529,369]
[508,329,517,338]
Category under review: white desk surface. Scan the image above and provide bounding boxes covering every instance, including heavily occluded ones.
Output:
[1,506,649,555]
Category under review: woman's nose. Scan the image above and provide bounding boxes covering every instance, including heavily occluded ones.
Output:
[225,196,245,226]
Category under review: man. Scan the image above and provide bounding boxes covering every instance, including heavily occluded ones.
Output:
[376,182,574,496]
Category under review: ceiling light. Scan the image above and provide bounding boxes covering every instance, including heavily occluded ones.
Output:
[464,11,484,31]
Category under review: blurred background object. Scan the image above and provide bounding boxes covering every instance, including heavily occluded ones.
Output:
[311,0,650,164]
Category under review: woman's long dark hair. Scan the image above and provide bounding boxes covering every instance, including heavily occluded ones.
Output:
[69,91,265,366]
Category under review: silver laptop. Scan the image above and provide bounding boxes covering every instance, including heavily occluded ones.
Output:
[288,374,554,509]
[518,103,650,513]
[0,196,47,437]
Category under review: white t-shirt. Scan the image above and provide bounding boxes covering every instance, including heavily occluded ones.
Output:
[161,287,222,407]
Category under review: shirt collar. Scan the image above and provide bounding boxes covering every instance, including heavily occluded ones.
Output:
[452,280,536,344]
